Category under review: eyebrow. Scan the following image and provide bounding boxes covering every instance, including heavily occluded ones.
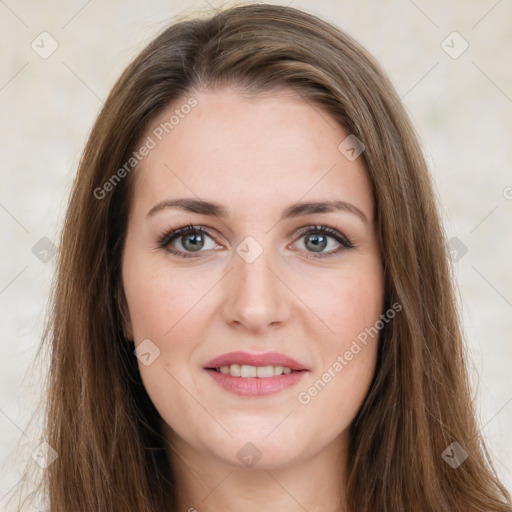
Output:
[146,198,368,223]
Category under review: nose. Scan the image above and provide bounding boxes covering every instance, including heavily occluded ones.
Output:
[221,242,291,332]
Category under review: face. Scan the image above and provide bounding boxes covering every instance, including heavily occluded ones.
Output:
[121,87,384,471]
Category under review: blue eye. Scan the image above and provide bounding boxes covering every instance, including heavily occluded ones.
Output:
[158,224,353,259]
[159,224,217,258]
[292,225,354,259]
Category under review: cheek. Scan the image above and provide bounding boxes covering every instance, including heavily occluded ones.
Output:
[122,260,214,418]
[292,261,383,421]
[317,279,381,336]
[122,255,223,388]
[296,259,384,353]
[123,256,215,341]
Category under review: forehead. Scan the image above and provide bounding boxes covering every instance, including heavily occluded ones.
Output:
[130,87,374,222]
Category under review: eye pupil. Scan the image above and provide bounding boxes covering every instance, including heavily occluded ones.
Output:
[182,232,204,251]
[305,233,327,252]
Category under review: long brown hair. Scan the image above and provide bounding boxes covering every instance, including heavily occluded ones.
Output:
[21,4,511,511]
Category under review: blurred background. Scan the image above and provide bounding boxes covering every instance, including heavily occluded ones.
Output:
[1,0,511,506]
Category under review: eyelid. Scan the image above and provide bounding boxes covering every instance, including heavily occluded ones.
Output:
[157,224,223,260]
[292,225,353,247]
[289,224,354,259]
[158,223,354,258]
[158,223,218,248]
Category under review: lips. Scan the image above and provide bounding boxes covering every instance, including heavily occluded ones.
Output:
[203,351,308,396]
[204,351,307,371]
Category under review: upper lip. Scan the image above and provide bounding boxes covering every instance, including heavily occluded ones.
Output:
[204,351,307,371]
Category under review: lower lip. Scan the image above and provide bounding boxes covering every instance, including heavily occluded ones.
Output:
[205,369,307,396]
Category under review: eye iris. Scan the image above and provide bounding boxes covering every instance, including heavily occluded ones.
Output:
[305,233,327,252]
[181,232,204,251]
[170,229,339,254]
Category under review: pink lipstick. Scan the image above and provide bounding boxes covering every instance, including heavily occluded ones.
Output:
[203,351,308,397]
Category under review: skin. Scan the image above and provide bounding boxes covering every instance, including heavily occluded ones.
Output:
[122,87,384,512]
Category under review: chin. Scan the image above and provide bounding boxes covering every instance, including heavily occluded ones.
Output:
[204,432,310,471]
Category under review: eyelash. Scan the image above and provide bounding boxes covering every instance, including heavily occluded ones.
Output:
[157,223,354,259]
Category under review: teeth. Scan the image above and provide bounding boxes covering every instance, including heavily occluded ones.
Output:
[241,365,257,377]
[216,364,294,378]
[230,364,241,376]
[256,365,273,378]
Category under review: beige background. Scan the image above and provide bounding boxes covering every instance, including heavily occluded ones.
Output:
[1,0,511,506]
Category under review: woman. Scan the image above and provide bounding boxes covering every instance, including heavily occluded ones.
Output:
[25,4,511,511]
